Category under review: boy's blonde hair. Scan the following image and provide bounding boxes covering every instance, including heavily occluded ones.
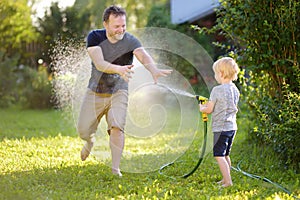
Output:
[213,57,240,81]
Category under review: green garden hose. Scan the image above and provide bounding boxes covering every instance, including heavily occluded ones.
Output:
[232,160,299,200]
[158,120,208,179]
[159,95,208,179]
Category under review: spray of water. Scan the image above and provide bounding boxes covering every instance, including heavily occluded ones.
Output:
[52,27,216,173]
[161,84,196,98]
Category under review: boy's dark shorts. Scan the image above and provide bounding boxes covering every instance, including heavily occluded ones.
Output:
[213,130,236,157]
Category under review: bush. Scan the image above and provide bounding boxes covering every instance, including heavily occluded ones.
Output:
[0,52,53,109]
[249,77,300,171]
[274,90,300,169]
[0,53,20,108]
[19,65,53,109]
[209,0,300,170]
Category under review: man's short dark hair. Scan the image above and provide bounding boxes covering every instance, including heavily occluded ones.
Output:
[103,5,126,22]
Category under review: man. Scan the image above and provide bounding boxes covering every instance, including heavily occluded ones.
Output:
[77,5,172,176]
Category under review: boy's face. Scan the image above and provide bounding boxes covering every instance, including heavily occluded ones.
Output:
[104,14,126,42]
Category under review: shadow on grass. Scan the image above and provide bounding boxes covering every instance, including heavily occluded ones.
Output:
[0,108,77,141]
[0,163,118,200]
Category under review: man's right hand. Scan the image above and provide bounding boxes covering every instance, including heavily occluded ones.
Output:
[118,65,134,82]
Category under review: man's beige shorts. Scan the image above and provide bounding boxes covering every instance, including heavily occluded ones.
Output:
[77,89,128,141]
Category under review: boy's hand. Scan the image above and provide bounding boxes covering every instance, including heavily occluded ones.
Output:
[199,101,214,114]
[199,104,206,112]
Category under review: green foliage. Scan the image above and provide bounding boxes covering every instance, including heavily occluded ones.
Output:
[215,0,299,95]
[20,66,53,109]
[37,2,88,65]
[0,54,53,109]
[274,90,300,168]
[0,0,42,108]
[0,0,39,68]
[71,0,168,29]
[0,53,20,108]
[210,0,300,170]
[250,80,300,170]
[0,109,299,199]
[0,0,38,53]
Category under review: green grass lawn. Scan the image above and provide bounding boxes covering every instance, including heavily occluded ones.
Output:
[0,108,299,200]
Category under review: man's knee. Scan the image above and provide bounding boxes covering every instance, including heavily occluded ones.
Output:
[77,123,93,141]
[109,127,123,136]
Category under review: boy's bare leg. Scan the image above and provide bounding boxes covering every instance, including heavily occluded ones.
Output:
[215,156,233,187]
[217,156,232,185]
[225,156,231,168]
[110,127,124,176]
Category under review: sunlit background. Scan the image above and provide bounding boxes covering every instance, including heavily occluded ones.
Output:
[30,0,75,18]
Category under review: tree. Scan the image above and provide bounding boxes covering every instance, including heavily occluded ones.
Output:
[0,0,39,107]
[37,2,91,67]
[71,0,168,29]
[0,0,39,61]
[215,0,299,95]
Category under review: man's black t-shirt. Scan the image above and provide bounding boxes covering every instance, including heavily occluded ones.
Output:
[86,29,142,94]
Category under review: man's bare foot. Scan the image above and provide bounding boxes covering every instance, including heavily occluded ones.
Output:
[81,141,93,161]
[222,182,233,188]
[217,180,224,185]
[112,168,122,177]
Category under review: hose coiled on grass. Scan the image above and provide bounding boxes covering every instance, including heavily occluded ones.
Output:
[232,160,299,200]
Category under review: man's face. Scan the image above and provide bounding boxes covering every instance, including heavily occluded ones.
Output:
[104,14,126,42]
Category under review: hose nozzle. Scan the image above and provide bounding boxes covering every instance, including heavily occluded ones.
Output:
[195,95,208,122]
[195,95,208,105]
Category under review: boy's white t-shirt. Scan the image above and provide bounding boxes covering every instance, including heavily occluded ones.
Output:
[209,83,240,132]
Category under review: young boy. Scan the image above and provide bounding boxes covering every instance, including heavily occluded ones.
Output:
[199,57,240,187]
